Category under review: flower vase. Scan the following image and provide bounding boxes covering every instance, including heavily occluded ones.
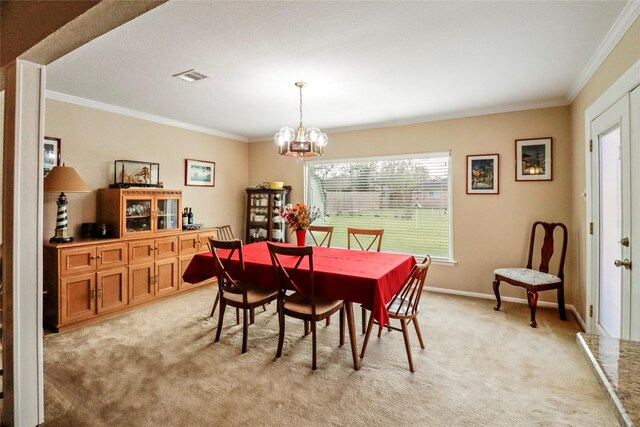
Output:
[295,229,307,246]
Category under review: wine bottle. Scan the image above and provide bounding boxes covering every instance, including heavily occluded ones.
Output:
[188,208,194,225]
[182,208,188,227]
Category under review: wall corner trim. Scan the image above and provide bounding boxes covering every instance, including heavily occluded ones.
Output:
[45,90,249,142]
[567,1,640,102]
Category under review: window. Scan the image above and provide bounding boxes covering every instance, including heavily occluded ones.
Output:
[305,152,451,260]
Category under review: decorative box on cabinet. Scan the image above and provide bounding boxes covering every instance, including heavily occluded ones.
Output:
[97,188,182,238]
[44,227,217,332]
[245,187,290,243]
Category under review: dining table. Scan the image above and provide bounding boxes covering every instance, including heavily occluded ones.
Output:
[182,241,417,370]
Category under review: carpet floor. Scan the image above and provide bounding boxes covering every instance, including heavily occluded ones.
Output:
[42,286,615,426]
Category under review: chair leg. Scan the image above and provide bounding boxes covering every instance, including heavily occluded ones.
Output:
[326,316,331,326]
[360,314,375,358]
[250,308,255,325]
[493,279,501,311]
[215,298,226,342]
[235,308,240,325]
[361,307,367,334]
[210,291,220,317]
[311,318,317,370]
[304,320,310,336]
[276,301,285,358]
[527,290,538,328]
[262,304,267,312]
[400,319,414,373]
[339,307,345,347]
[377,321,384,338]
[412,317,425,349]
[242,308,248,354]
[557,285,567,321]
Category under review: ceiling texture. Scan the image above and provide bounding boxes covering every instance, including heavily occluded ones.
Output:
[46,1,634,142]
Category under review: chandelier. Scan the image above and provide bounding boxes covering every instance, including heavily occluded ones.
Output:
[274,82,328,157]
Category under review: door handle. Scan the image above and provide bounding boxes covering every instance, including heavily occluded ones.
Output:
[614,259,631,269]
[618,237,630,247]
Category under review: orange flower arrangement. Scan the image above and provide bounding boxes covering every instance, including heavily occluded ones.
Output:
[279,203,321,231]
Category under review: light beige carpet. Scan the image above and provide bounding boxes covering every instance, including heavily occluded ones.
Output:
[43,286,615,426]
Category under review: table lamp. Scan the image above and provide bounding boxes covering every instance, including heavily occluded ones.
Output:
[44,165,90,243]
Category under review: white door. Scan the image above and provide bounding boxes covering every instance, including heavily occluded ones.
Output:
[630,86,640,340]
[591,94,631,339]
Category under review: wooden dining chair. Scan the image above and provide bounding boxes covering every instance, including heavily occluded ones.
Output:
[347,227,384,333]
[209,239,278,353]
[493,221,568,328]
[360,256,431,372]
[267,243,346,370]
[216,225,235,241]
[308,225,334,248]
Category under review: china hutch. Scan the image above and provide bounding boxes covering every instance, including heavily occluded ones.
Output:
[245,186,291,243]
[43,188,217,332]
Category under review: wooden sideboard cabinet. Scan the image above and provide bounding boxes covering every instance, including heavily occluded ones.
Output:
[44,227,217,332]
[97,188,182,238]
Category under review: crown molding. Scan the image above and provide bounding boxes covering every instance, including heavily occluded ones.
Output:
[567,0,640,102]
[45,90,249,142]
[248,98,569,142]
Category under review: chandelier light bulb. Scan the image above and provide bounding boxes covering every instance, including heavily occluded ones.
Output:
[305,127,321,143]
[316,133,328,147]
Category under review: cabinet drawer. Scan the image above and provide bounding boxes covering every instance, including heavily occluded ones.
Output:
[178,233,200,256]
[198,230,219,253]
[60,247,97,277]
[96,242,128,270]
[129,239,155,264]
[156,236,179,259]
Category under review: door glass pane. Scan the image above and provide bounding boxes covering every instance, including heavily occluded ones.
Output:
[125,199,152,233]
[599,126,622,338]
[157,199,179,230]
[271,193,285,242]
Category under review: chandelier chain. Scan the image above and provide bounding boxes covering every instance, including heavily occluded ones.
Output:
[299,84,304,127]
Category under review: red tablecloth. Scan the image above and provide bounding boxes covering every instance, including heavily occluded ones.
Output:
[182,242,416,327]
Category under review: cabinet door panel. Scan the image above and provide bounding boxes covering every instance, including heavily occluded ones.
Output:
[155,236,179,259]
[155,196,181,233]
[97,242,128,270]
[60,247,96,277]
[60,273,96,324]
[122,195,154,238]
[179,233,199,256]
[129,239,155,264]
[156,258,178,295]
[129,263,155,305]
[97,267,128,314]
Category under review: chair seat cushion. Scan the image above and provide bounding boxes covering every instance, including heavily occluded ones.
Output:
[387,299,419,317]
[494,268,561,286]
[284,292,343,316]
[223,284,277,304]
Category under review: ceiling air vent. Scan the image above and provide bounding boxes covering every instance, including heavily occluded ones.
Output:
[172,69,209,82]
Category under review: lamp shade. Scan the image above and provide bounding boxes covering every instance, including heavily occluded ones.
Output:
[44,166,90,193]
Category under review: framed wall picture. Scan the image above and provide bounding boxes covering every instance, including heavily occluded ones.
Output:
[467,154,499,194]
[185,159,215,187]
[44,136,61,176]
[515,137,552,181]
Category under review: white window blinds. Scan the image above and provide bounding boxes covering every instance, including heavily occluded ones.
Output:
[304,152,451,260]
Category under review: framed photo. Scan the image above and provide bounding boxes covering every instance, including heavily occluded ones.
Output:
[44,136,61,177]
[516,137,552,181]
[185,159,215,187]
[467,154,499,194]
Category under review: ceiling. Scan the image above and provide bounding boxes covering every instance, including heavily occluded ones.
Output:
[46,1,632,142]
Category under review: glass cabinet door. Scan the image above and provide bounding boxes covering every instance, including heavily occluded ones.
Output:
[156,198,180,232]
[270,193,285,242]
[248,193,269,242]
[124,198,153,234]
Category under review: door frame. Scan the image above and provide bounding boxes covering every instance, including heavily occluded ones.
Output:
[585,59,640,335]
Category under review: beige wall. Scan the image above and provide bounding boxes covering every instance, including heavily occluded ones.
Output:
[44,99,249,239]
[569,17,640,319]
[249,106,573,303]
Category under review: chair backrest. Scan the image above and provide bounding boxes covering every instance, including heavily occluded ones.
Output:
[216,225,235,241]
[208,238,245,298]
[308,225,334,248]
[387,256,432,317]
[526,221,568,279]
[347,228,384,252]
[267,242,315,302]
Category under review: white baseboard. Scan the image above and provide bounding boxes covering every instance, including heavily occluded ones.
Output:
[425,286,587,331]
